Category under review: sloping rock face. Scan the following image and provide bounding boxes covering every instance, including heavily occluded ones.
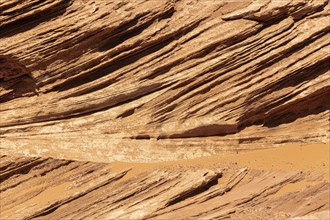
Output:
[1,154,329,220]
[1,0,330,217]
[0,1,329,158]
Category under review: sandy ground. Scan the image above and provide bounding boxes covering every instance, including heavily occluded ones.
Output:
[111,142,330,182]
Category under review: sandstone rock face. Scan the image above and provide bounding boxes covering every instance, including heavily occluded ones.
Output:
[0,0,329,162]
[1,149,329,219]
[0,1,329,219]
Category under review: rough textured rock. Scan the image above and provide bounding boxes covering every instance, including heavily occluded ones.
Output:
[0,147,329,219]
[0,0,329,219]
[0,0,329,161]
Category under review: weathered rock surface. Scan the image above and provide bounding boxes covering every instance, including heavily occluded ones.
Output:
[0,148,329,219]
[0,0,329,161]
[0,1,329,219]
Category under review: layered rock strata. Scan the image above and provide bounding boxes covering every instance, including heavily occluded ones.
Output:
[0,0,329,161]
[1,154,329,220]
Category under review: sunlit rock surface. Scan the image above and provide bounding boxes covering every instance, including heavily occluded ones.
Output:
[0,0,329,219]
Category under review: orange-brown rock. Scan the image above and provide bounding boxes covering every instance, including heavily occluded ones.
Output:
[0,0,329,219]
[0,0,329,161]
[1,143,329,219]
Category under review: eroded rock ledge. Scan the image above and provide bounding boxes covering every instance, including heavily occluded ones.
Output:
[1,154,329,220]
[0,0,329,161]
